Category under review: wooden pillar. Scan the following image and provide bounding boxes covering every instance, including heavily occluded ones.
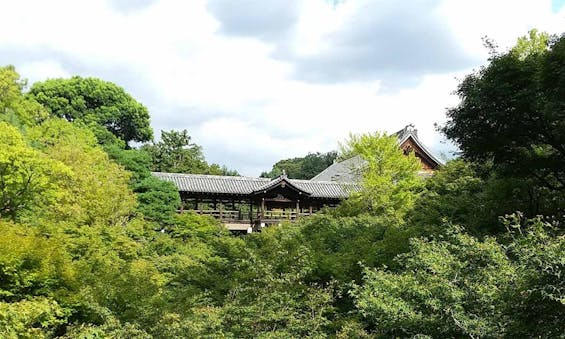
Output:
[219,202,223,220]
[309,205,313,215]
[249,200,253,223]
[261,198,265,219]
[296,199,300,219]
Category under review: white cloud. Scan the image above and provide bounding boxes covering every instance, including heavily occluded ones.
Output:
[0,0,562,175]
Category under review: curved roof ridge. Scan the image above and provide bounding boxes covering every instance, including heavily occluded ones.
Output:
[152,171,270,182]
[251,175,312,195]
[397,132,444,166]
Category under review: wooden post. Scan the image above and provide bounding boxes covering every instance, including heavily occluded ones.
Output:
[261,198,265,219]
[219,202,223,220]
[249,200,253,223]
[309,205,313,215]
[296,200,300,219]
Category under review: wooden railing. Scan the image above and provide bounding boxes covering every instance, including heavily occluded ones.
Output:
[179,209,243,221]
[179,209,314,223]
[261,210,311,220]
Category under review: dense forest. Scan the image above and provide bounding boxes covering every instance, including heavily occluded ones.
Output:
[260,151,337,179]
[0,31,563,338]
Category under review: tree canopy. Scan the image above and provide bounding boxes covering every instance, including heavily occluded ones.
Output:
[260,151,337,179]
[143,129,239,176]
[441,31,565,194]
[28,76,153,145]
[1,29,564,337]
[337,132,423,218]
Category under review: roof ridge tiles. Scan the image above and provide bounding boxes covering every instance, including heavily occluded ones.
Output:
[151,172,270,182]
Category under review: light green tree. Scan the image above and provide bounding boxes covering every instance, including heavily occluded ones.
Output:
[28,119,136,226]
[338,132,423,218]
[0,122,71,220]
[0,65,49,127]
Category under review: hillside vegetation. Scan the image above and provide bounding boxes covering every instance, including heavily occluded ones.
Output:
[0,31,563,338]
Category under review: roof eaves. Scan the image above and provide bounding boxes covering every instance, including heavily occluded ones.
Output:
[398,133,444,166]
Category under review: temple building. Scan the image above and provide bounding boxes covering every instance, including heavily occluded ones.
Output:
[154,125,442,233]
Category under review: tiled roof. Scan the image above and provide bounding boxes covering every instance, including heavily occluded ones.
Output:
[290,179,359,198]
[152,172,360,199]
[310,155,365,182]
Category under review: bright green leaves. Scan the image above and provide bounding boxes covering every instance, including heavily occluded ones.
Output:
[0,122,71,220]
[0,298,68,339]
[28,120,136,226]
[0,66,49,128]
[511,29,550,59]
[339,132,423,218]
[0,221,75,302]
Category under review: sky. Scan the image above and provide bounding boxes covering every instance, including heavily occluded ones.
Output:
[1,0,564,176]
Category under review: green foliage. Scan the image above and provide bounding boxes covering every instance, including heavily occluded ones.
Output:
[511,28,550,59]
[0,122,71,220]
[104,145,181,225]
[63,316,152,339]
[104,145,153,182]
[1,47,564,338]
[261,151,337,179]
[28,119,136,226]
[0,221,75,302]
[28,76,153,145]
[134,176,180,225]
[352,215,565,338]
[409,160,486,233]
[299,214,410,284]
[338,132,423,218]
[0,298,68,339]
[144,129,238,175]
[353,226,515,337]
[0,66,49,127]
[441,33,565,201]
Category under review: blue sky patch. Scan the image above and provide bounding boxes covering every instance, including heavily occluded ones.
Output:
[552,0,565,12]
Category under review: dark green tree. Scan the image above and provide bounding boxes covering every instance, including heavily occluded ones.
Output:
[143,129,209,174]
[441,32,564,194]
[28,76,153,145]
[144,129,238,175]
[260,151,337,179]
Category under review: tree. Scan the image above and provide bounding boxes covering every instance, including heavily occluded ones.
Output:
[260,151,337,179]
[441,31,565,195]
[511,28,550,59]
[134,176,180,225]
[144,130,208,173]
[28,119,136,226]
[351,215,565,338]
[144,129,238,175]
[0,65,49,127]
[337,132,423,218]
[28,76,152,145]
[0,122,71,220]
